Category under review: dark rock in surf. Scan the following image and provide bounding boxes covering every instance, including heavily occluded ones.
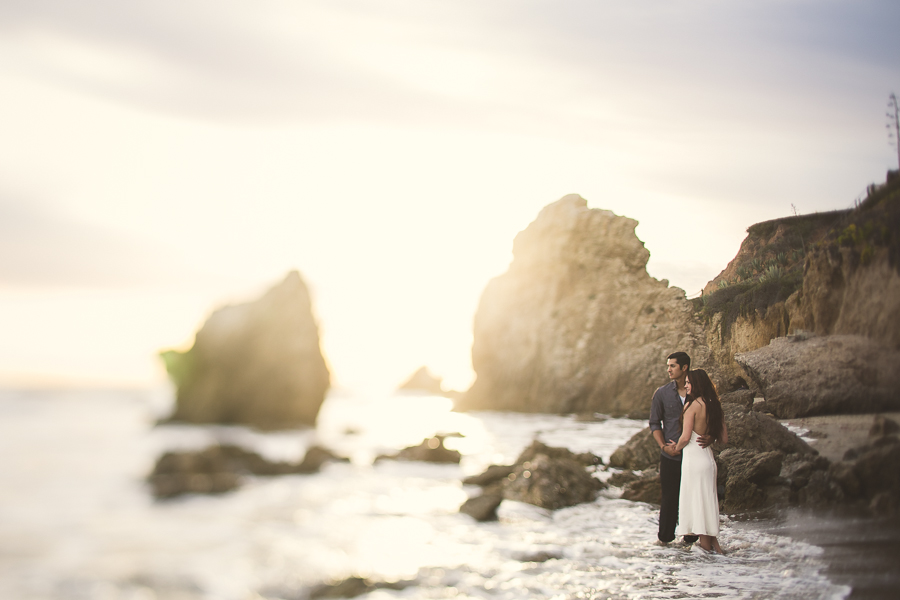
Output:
[308,577,414,599]
[376,435,461,464]
[462,464,515,487]
[502,453,604,510]
[620,470,661,504]
[459,491,503,522]
[608,428,659,471]
[459,440,604,515]
[148,443,347,499]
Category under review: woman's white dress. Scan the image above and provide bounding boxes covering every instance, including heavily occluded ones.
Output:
[676,430,719,536]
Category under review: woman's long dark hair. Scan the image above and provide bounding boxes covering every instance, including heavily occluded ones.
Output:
[681,368,725,442]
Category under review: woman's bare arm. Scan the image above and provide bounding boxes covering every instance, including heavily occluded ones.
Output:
[674,405,696,452]
[721,420,728,445]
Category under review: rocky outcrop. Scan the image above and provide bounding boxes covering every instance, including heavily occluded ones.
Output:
[308,577,414,599]
[621,472,662,504]
[735,334,900,418]
[397,366,444,395]
[460,441,604,519]
[830,418,900,515]
[459,491,503,521]
[608,428,659,471]
[161,271,330,429]
[458,195,707,417]
[376,435,462,464]
[148,444,347,499]
[503,452,603,509]
[609,403,819,511]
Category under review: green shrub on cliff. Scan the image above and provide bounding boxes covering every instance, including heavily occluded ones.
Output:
[695,173,900,335]
[695,211,844,333]
[832,180,899,268]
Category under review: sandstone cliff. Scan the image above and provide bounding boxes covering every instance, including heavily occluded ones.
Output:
[699,173,900,398]
[161,271,330,429]
[457,195,707,417]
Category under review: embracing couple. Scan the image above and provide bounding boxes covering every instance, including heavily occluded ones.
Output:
[650,351,728,553]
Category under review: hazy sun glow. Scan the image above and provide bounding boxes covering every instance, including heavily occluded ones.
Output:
[1,1,897,392]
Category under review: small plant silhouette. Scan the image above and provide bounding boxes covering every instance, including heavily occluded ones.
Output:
[888,92,900,170]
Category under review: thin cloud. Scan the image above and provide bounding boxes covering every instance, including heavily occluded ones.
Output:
[0,196,206,289]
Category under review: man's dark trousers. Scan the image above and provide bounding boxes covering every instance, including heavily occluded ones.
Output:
[658,455,699,544]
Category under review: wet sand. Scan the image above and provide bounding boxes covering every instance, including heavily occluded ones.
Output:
[779,412,900,462]
[770,412,900,598]
[748,508,900,600]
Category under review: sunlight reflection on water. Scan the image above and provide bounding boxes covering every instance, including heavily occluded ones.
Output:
[0,388,857,600]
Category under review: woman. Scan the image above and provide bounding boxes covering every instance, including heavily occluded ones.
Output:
[672,369,728,553]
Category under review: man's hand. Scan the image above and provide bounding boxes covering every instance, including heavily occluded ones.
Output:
[663,440,680,456]
[696,434,713,449]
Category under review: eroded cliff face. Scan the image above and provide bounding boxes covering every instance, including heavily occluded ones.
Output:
[458,195,707,417]
[699,172,900,408]
[162,270,330,429]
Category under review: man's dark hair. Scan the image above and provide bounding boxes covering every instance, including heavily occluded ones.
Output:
[667,351,691,369]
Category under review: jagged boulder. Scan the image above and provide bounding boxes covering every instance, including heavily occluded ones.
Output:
[460,440,604,517]
[459,491,503,521]
[735,334,900,418]
[620,470,661,504]
[503,453,604,509]
[462,464,515,487]
[608,428,660,471]
[722,403,814,455]
[458,195,708,417]
[718,449,784,512]
[147,444,347,499]
[161,271,330,429]
[397,366,444,395]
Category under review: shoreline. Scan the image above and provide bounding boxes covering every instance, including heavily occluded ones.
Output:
[739,506,900,600]
[780,412,900,462]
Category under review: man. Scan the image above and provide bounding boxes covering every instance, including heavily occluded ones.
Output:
[649,351,703,546]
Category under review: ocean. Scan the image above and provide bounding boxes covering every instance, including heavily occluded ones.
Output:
[0,387,894,600]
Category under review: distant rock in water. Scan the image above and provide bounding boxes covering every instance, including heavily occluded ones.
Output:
[458,194,706,417]
[397,366,444,395]
[161,271,330,429]
[148,443,348,499]
[376,435,462,464]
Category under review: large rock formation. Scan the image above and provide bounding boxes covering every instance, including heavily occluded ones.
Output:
[161,271,330,429]
[458,195,707,417]
[735,334,900,418]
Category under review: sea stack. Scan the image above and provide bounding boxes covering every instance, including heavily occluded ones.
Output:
[161,270,330,429]
[458,194,706,417]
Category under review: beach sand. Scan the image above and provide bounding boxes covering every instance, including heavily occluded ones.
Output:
[780,412,900,462]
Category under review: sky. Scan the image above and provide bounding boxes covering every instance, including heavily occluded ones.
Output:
[0,0,898,392]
